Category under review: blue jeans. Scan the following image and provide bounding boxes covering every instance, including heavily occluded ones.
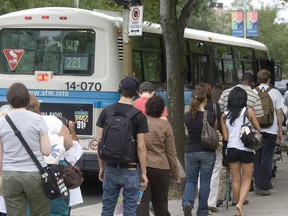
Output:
[254,132,276,190]
[101,166,140,216]
[182,151,215,216]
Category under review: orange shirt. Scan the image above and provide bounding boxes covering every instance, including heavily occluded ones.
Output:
[134,97,168,117]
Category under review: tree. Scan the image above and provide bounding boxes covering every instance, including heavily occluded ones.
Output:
[159,0,216,163]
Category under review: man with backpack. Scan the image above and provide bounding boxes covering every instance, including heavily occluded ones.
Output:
[96,76,149,216]
[253,69,284,196]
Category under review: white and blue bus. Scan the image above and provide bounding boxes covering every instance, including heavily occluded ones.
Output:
[0,7,279,173]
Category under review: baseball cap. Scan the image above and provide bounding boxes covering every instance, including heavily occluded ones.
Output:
[139,82,155,93]
[119,76,139,93]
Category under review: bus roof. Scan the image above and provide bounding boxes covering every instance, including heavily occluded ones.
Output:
[0,7,268,51]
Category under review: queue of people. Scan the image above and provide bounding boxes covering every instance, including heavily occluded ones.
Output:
[0,68,284,216]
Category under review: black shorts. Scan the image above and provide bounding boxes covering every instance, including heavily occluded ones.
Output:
[226,148,255,164]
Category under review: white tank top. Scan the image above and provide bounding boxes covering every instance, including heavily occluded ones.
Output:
[225,107,255,153]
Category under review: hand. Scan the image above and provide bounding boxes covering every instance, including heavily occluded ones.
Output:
[173,177,181,184]
[68,120,76,131]
[98,168,104,182]
[140,173,149,190]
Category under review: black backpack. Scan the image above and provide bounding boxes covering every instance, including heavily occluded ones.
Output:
[255,86,274,128]
[98,106,140,164]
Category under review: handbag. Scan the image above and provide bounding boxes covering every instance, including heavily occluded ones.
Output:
[201,110,219,150]
[59,160,84,189]
[240,109,263,150]
[5,115,69,201]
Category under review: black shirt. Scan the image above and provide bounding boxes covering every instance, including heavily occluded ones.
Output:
[184,110,215,153]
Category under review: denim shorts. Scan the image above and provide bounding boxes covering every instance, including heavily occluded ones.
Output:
[226,148,255,163]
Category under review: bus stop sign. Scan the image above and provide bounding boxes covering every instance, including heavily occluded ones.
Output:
[3,49,25,71]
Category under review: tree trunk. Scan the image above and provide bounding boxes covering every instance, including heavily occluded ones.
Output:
[160,1,186,165]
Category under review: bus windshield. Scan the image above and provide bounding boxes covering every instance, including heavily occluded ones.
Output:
[0,29,95,75]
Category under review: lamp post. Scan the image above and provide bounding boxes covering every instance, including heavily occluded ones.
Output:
[243,0,247,38]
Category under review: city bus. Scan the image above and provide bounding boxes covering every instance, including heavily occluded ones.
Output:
[0,7,279,173]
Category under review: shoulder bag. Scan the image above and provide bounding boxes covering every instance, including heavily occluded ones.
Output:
[59,159,84,189]
[5,115,69,202]
[240,109,263,150]
[201,110,219,150]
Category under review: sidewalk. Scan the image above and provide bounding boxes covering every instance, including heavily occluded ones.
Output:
[71,153,288,216]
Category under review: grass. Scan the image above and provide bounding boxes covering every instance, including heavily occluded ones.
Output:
[168,180,185,200]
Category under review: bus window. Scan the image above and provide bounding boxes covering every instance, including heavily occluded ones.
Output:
[0,29,95,75]
[132,33,164,82]
[235,47,253,81]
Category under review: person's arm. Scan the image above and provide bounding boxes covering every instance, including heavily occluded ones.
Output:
[97,127,105,182]
[58,123,73,150]
[68,120,79,141]
[248,108,261,132]
[221,113,228,141]
[40,132,51,156]
[0,141,3,176]
[136,133,148,188]
[165,125,180,183]
[276,108,283,143]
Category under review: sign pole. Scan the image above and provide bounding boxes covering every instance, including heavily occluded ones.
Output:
[243,0,247,38]
[122,2,133,75]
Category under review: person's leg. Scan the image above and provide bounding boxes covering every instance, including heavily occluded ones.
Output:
[101,167,121,216]
[121,168,140,216]
[149,168,170,216]
[236,162,253,216]
[182,152,200,210]
[229,162,241,204]
[208,148,222,208]
[2,171,27,216]
[136,168,152,216]
[216,166,227,205]
[256,133,276,190]
[197,151,216,216]
[24,172,50,216]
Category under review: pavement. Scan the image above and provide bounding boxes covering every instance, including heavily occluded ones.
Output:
[71,152,288,216]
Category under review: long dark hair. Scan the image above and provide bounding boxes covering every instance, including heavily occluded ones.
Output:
[226,87,247,125]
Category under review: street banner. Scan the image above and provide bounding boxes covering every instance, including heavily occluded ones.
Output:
[247,11,258,37]
[232,11,244,37]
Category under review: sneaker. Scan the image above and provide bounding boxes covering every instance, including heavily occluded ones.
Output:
[255,187,271,196]
[232,200,249,206]
[208,206,218,212]
[216,199,223,207]
[183,204,192,216]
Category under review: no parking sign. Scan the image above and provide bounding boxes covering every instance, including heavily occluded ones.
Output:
[129,6,143,36]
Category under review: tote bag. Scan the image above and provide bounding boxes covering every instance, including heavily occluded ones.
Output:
[201,111,219,150]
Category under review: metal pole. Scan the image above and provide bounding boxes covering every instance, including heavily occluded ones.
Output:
[243,0,247,38]
[73,0,79,8]
[122,2,133,75]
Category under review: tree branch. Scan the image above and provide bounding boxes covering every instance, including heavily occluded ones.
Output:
[178,0,198,32]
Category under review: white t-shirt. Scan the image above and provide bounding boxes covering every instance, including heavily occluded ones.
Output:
[0,109,48,171]
[254,84,284,134]
[43,115,65,161]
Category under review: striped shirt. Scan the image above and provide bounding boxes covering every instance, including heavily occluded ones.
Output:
[218,84,264,118]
